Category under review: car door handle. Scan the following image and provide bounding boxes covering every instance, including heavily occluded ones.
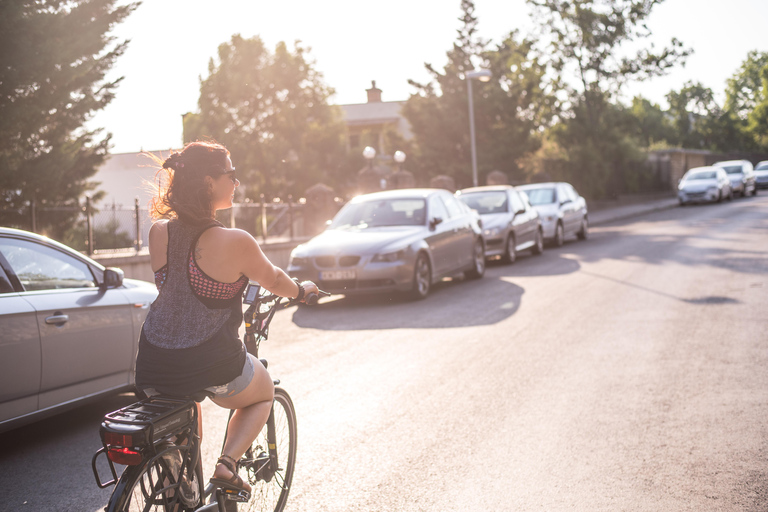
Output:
[45,314,69,325]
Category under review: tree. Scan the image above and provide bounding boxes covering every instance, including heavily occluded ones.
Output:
[746,64,768,150]
[403,0,551,187]
[724,50,768,121]
[525,0,691,198]
[183,35,349,199]
[0,0,138,236]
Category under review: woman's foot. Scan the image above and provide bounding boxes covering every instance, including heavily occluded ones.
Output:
[210,455,251,493]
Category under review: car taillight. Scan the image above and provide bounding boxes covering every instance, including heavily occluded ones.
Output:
[107,447,144,465]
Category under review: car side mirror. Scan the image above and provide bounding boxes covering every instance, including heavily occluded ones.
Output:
[102,267,124,289]
[560,199,571,206]
[429,217,443,231]
[515,208,526,215]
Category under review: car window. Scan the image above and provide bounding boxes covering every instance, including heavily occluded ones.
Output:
[0,237,96,291]
[459,191,508,214]
[330,198,426,228]
[441,194,465,219]
[756,162,768,170]
[429,195,449,221]
[720,165,743,175]
[508,191,525,213]
[522,187,556,205]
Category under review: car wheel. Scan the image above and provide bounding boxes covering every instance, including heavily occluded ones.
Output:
[554,222,564,247]
[465,238,486,279]
[717,190,722,203]
[532,228,544,255]
[679,198,686,206]
[727,190,733,201]
[410,253,431,300]
[577,217,589,240]
[753,186,758,196]
[502,233,516,264]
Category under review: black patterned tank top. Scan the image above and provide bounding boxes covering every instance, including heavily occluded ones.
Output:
[142,220,248,349]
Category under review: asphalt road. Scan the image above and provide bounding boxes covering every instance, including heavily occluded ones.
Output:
[1,195,766,512]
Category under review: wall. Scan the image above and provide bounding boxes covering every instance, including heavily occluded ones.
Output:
[93,238,308,283]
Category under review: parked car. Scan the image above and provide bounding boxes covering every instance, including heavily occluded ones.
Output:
[754,160,768,190]
[677,166,733,205]
[287,188,485,300]
[712,159,756,197]
[456,185,543,263]
[517,182,588,246]
[0,228,157,434]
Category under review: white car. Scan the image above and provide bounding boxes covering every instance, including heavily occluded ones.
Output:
[712,159,757,197]
[677,166,733,205]
[754,160,768,191]
[517,182,588,247]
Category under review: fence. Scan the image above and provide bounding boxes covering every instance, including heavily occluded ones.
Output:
[1,196,314,256]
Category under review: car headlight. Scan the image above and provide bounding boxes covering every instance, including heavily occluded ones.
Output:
[483,227,501,238]
[372,250,404,263]
[290,256,309,266]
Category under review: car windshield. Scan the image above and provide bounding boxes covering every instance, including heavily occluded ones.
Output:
[756,163,768,170]
[330,198,426,229]
[460,191,508,214]
[720,166,742,174]
[686,171,716,180]
[521,188,556,205]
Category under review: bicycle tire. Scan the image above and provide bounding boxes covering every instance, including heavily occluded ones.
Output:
[106,442,203,512]
[239,387,297,512]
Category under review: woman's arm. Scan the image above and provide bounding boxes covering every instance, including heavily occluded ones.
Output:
[232,229,318,300]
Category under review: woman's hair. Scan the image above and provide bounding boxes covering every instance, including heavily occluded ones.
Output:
[147,141,230,225]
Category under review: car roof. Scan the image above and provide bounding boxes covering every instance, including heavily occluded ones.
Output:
[686,166,718,174]
[517,182,560,189]
[712,160,747,167]
[0,227,104,269]
[457,185,514,194]
[348,188,446,203]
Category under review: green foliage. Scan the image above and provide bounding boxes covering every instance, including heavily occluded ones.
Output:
[747,64,768,149]
[725,51,768,120]
[0,0,138,238]
[523,0,690,198]
[183,35,350,199]
[402,1,551,188]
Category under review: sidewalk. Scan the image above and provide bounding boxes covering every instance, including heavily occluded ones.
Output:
[589,195,679,226]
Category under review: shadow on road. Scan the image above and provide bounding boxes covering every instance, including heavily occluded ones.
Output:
[290,275,525,331]
[0,392,137,511]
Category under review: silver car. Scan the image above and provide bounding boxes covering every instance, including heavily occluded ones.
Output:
[457,185,543,263]
[713,159,757,197]
[754,160,768,190]
[677,166,733,205]
[287,188,485,299]
[517,182,588,247]
[0,228,157,433]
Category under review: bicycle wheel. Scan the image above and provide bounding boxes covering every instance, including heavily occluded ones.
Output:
[107,442,202,512]
[239,387,297,512]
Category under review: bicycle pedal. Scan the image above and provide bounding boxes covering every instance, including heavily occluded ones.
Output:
[221,488,251,502]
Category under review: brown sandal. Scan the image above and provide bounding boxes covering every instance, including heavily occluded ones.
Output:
[209,454,249,492]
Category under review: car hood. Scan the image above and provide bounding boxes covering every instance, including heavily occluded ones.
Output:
[296,226,426,256]
[680,179,717,191]
[530,203,559,216]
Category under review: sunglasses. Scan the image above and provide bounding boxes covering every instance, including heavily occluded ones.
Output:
[220,168,238,184]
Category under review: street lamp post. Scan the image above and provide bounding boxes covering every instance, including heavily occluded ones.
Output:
[394,150,406,172]
[464,69,492,187]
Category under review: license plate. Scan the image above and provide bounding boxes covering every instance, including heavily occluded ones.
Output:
[320,270,356,280]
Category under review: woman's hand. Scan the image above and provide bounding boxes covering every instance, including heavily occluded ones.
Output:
[300,281,319,303]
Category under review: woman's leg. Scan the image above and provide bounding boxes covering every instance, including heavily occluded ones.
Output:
[210,355,274,490]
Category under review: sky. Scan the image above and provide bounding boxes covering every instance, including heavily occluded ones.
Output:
[89,0,768,154]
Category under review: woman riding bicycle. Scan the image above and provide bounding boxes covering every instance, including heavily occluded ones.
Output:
[135,140,318,496]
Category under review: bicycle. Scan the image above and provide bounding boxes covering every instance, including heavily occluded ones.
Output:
[92,283,329,512]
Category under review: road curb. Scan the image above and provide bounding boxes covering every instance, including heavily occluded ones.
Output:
[590,201,679,227]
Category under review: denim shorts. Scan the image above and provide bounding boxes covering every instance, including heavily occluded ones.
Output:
[205,354,256,398]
